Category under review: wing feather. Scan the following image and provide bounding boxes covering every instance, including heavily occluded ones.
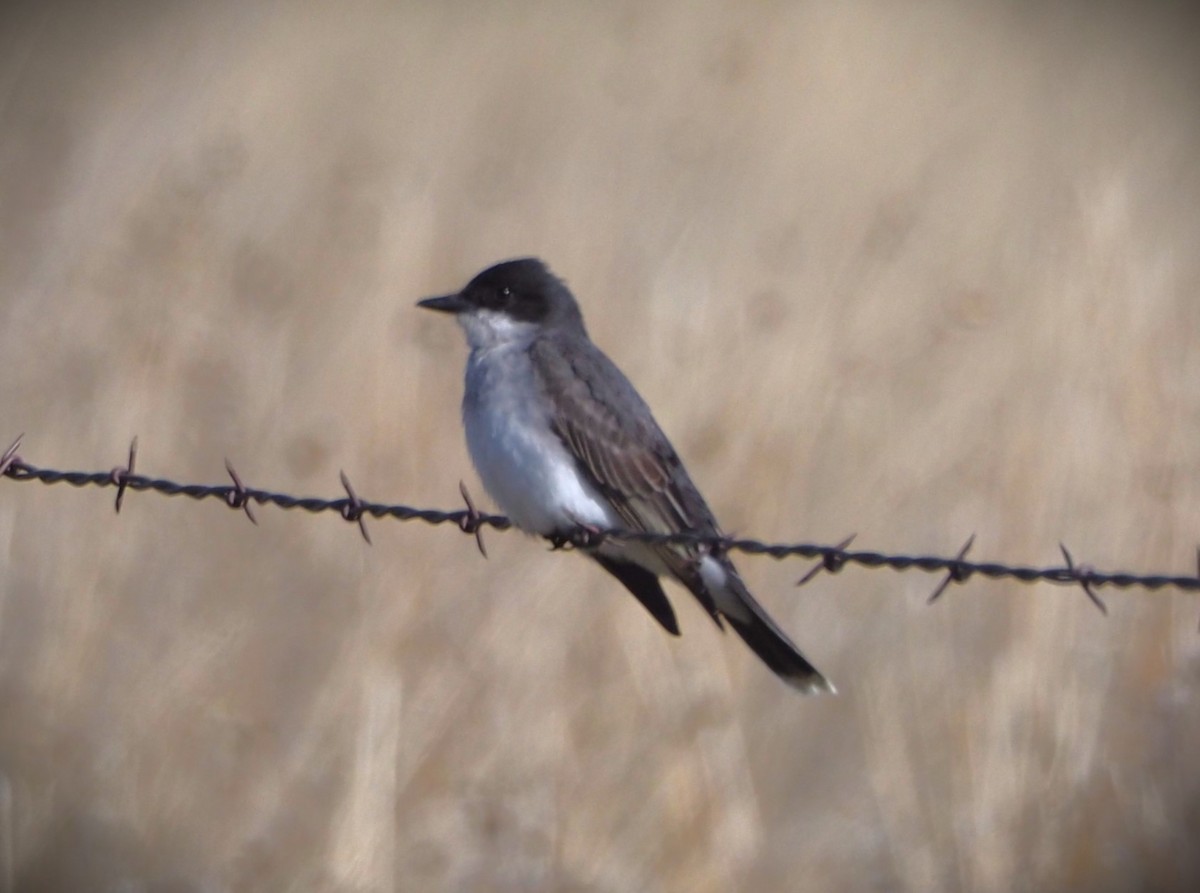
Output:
[530,335,723,623]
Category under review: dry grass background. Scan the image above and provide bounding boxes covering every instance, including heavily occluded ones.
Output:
[1,1,1199,890]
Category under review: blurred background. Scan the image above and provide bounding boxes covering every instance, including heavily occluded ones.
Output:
[2,1,1199,890]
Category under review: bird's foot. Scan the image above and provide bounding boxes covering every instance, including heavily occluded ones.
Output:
[547,523,605,551]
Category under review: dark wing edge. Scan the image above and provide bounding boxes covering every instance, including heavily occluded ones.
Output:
[592,553,679,635]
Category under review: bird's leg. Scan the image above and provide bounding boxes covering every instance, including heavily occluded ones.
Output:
[569,522,605,549]
[546,518,605,551]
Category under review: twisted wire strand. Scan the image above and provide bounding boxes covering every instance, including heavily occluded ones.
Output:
[3,436,1198,606]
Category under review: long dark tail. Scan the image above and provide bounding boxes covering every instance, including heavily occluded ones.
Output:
[714,570,835,695]
[595,550,834,694]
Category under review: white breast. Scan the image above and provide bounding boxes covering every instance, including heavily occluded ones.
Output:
[463,344,619,536]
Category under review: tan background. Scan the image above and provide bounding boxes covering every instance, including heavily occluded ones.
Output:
[2,1,1199,890]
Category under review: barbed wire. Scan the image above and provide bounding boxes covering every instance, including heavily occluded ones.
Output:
[3,435,1199,616]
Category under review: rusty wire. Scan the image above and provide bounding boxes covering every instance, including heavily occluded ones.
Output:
[3,434,1200,612]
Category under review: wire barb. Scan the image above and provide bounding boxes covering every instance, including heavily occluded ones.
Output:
[223,459,258,525]
[1059,543,1108,615]
[339,471,372,544]
[927,534,977,604]
[797,534,857,586]
[457,481,488,558]
[111,437,138,514]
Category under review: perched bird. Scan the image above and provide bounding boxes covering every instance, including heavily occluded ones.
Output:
[418,258,833,693]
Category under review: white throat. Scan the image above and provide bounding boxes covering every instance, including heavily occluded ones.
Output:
[457,309,540,352]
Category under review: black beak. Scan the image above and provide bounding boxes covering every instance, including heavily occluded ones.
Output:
[417,293,469,314]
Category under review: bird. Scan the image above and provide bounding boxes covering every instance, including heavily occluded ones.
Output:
[418,258,833,693]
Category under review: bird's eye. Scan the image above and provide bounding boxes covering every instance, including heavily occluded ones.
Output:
[476,285,512,310]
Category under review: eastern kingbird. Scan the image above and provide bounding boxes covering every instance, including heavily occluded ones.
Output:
[418,258,833,694]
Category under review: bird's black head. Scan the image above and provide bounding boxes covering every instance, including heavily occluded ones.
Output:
[418,258,585,333]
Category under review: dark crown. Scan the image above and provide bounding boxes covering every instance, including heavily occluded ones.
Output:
[462,258,584,328]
